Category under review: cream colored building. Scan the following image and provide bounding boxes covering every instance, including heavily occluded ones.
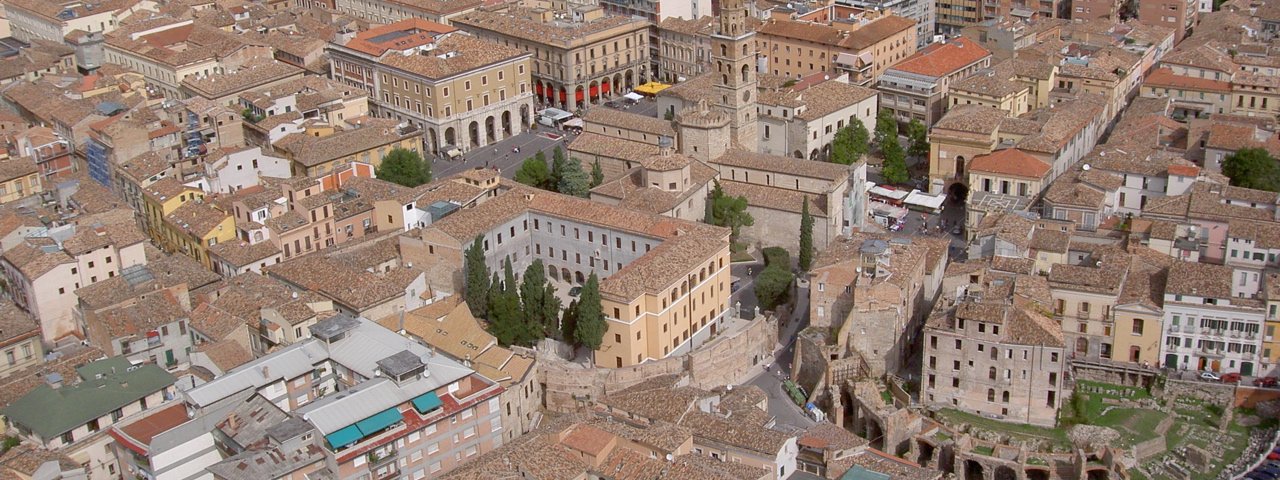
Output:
[6,0,148,43]
[453,5,651,112]
[104,18,276,100]
[329,19,533,156]
[656,16,714,83]
[404,179,733,369]
[756,10,917,86]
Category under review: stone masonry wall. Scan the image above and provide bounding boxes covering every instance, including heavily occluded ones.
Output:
[539,314,779,412]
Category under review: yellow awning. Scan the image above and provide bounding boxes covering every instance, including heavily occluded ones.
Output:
[633,82,671,95]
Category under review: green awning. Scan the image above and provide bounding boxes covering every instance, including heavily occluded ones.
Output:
[355,408,403,436]
[412,392,443,413]
[325,425,362,450]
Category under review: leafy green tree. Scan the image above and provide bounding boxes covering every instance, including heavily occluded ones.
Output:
[520,259,561,337]
[375,148,432,187]
[590,159,605,187]
[514,157,552,189]
[550,148,568,189]
[560,299,580,345]
[1222,147,1280,192]
[557,159,592,197]
[831,118,871,165]
[489,260,539,347]
[874,108,899,146]
[906,118,930,158]
[831,125,856,165]
[754,265,794,311]
[574,273,606,350]
[708,181,754,238]
[851,117,871,159]
[798,199,814,272]
[464,236,490,319]
[881,137,909,185]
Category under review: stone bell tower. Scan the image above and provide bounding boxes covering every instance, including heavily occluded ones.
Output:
[711,0,759,151]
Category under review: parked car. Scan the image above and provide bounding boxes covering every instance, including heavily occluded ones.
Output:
[1268,451,1280,461]
[1200,371,1221,381]
[1255,377,1278,388]
[1248,471,1279,480]
[1221,372,1242,383]
[569,286,582,297]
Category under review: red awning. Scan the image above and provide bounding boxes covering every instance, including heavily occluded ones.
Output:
[560,89,568,101]
[589,85,599,97]
[535,84,544,96]
[602,82,611,94]
[575,89,584,101]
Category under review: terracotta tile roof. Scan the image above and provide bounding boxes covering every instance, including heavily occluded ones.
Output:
[341,19,458,56]
[1029,228,1070,254]
[166,201,231,238]
[951,61,1026,98]
[793,80,878,121]
[967,148,1049,179]
[265,251,418,311]
[1014,94,1106,154]
[1228,219,1280,249]
[182,58,303,99]
[1162,43,1238,73]
[194,338,254,373]
[453,6,649,47]
[932,104,1007,135]
[799,422,868,451]
[1205,122,1280,157]
[273,119,416,167]
[1117,252,1171,310]
[590,160,716,215]
[582,108,676,138]
[1168,164,1201,176]
[96,292,187,340]
[0,301,39,347]
[209,240,281,267]
[568,132,661,164]
[843,15,916,50]
[658,15,715,36]
[1143,67,1232,93]
[376,34,527,80]
[1166,261,1237,300]
[887,36,990,78]
[720,180,828,216]
[710,148,851,181]
[2,241,73,280]
[1048,246,1129,295]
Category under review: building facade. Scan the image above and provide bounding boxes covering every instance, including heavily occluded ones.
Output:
[453,5,651,113]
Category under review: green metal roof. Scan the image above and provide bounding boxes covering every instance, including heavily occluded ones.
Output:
[354,407,403,436]
[411,391,442,413]
[839,466,891,480]
[3,357,176,440]
[325,425,362,450]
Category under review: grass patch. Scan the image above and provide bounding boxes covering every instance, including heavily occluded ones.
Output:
[730,251,754,263]
[1027,457,1048,466]
[973,445,994,456]
[937,409,1070,449]
[881,390,893,405]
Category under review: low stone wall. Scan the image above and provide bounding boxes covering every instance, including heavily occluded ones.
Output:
[1162,379,1235,406]
[1132,435,1166,462]
[539,314,779,412]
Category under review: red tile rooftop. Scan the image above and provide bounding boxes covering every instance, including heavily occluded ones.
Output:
[888,36,990,78]
[110,402,190,455]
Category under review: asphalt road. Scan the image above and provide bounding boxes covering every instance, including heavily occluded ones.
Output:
[433,128,575,180]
